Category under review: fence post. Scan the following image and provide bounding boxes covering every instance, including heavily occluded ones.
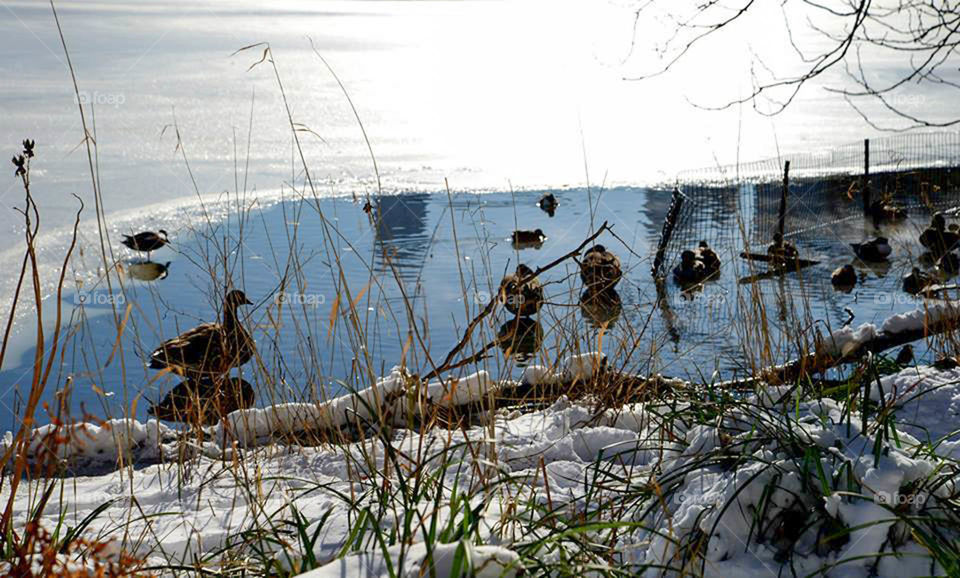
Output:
[778,161,790,237]
[652,187,684,279]
[863,138,871,216]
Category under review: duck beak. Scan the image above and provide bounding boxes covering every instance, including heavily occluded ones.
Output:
[244,297,254,305]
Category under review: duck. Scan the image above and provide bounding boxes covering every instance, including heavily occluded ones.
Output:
[579,245,622,293]
[831,264,857,289]
[148,377,254,425]
[498,264,544,317]
[126,261,170,282]
[850,237,891,262]
[149,289,255,378]
[695,240,721,276]
[937,252,960,275]
[537,193,558,216]
[919,213,959,256]
[511,229,546,249]
[673,250,707,285]
[122,230,169,258]
[766,232,799,264]
[869,198,907,224]
[903,267,936,295]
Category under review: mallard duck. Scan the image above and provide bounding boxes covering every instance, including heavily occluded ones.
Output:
[579,245,622,293]
[695,240,721,275]
[937,252,960,275]
[498,264,544,317]
[767,232,799,264]
[869,199,907,224]
[149,289,255,377]
[538,193,558,216]
[831,264,857,289]
[148,377,254,425]
[579,289,622,328]
[850,237,891,262]
[122,230,169,258]
[496,316,542,361]
[919,213,959,256]
[903,267,936,295]
[673,250,707,285]
[511,229,546,249]
[126,261,170,282]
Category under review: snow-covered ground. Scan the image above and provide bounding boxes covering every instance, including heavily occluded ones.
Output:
[2,353,960,576]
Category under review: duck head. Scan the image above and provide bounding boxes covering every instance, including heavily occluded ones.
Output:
[226,290,254,307]
[933,213,946,230]
[680,250,697,265]
[159,229,169,239]
[699,240,709,249]
[515,264,535,278]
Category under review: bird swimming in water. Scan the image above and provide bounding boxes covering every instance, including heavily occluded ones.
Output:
[695,240,721,276]
[903,267,936,295]
[767,232,799,264]
[537,193,558,216]
[122,230,169,259]
[673,250,707,285]
[580,245,622,293]
[919,213,959,257]
[511,229,547,249]
[850,237,891,262]
[499,264,544,317]
[149,289,255,378]
[148,377,255,425]
[831,264,857,290]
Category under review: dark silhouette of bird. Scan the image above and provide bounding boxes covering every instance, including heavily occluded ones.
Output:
[903,267,936,295]
[537,193,558,216]
[511,229,547,249]
[696,240,721,275]
[498,264,544,317]
[673,250,708,285]
[122,230,169,259]
[938,252,960,276]
[767,232,799,264]
[580,245,622,293]
[851,237,891,262]
[895,345,914,367]
[149,290,255,378]
[831,264,857,289]
[148,377,255,425]
[919,213,959,257]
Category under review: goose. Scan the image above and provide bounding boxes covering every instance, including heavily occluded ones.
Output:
[149,290,255,378]
[126,261,170,282]
[919,213,959,256]
[850,237,891,262]
[579,245,622,293]
[831,264,857,289]
[903,267,936,295]
[498,264,544,317]
[537,193,558,216]
[673,250,707,285]
[767,232,799,264]
[122,230,169,258]
[511,229,546,249]
[695,240,721,275]
[148,377,254,425]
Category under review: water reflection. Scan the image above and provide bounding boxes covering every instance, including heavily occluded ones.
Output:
[579,289,622,328]
[125,260,171,282]
[497,316,542,364]
[373,194,430,281]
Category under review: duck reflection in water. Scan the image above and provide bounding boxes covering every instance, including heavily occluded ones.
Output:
[148,377,254,426]
[579,289,622,328]
[496,316,542,363]
[125,260,171,282]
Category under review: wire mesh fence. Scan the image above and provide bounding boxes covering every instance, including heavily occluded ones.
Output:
[654,132,960,278]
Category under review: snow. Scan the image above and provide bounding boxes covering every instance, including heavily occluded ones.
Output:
[3,355,959,576]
